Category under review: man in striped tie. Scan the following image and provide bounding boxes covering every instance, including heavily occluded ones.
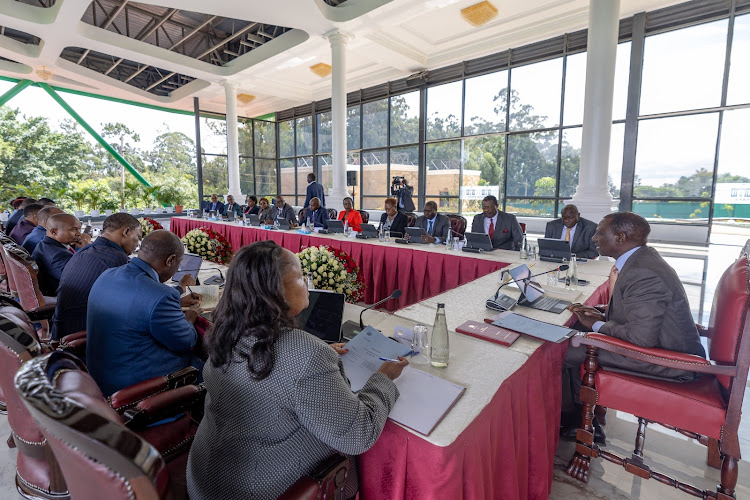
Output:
[544,204,598,259]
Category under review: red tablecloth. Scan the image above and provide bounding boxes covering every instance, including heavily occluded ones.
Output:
[171,218,509,311]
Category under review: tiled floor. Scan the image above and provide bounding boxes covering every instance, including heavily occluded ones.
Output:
[0,223,748,499]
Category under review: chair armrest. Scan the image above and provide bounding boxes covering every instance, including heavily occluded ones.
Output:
[57,331,87,359]
[109,367,200,412]
[277,454,350,500]
[571,333,736,377]
[122,384,205,429]
[26,303,56,321]
[696,323,711,338]
[60,330,87,344]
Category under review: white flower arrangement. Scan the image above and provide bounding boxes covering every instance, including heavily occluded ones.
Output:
[296,245,364,303]
[181,227,232,264]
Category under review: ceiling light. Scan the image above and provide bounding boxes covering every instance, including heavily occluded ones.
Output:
[35,66,53,81]
[309,63,332,78]
[237,93,256,105]
[461,1,498,27]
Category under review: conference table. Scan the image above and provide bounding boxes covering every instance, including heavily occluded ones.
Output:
[179,217,612,499]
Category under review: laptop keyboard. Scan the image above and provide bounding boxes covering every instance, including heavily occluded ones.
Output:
[520,295,570,313]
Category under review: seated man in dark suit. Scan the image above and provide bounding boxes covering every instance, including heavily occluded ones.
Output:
[412,201,450,244]
[222,194,242,217]
[9,203,43,245]
[469,195,523,250]
[303,173,326,210]
[544,204,598,259]
[203,193,224,214]
[32,214,90,296]
[274,196,298,226]
[86,230,203,396]
[51,213,142,340]
[22,206,64,254]
[561,212,706,442]
[5,197,35,235]
[302,197,328,229]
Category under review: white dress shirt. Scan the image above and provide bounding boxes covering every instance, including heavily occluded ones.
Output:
[483,213,499,235]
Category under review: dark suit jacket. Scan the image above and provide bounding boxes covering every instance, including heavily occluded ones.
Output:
[22,225,46,254]
[544,217,598,259]
[303,208,329,229]
[597,246,706,380]
[31,236,74,296]
[5,209,23,235]
[470,212,523,250]
[392,184,415,212]
[414,213,450,243]
[304,181,326,209]
[222,203,242,216]
[204,201,225,214]
[86,257,200,396]
[379,212,408,237]
[9,219,35,245]
[52,237,129,340]
[244,205,260,215]
[275,204,298,225]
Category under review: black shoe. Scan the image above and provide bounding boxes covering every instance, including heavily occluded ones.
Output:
[559,419,606,445]
[592,417,606,445]
[559,425,578,441]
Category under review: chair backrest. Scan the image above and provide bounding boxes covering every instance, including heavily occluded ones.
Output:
[444,213,467,238]
[0,236,18,296]
[519,222,527,233]
[298,209,305,222]
[742,238,750,258]
[3,243,49,339]
[404,212,416,228]
[0,308,69,497]
[707,255,750,390]
[328,208,338,221]
[358,210,370,223]
[16,351,170,500]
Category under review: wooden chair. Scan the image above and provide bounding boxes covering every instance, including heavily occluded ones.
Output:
[404,212,417,228]
[519,222,526,233]
[17,351,351,500]
[328,208,339,221]
[3,242,55,340]
[0,235,19,297]
[358,210,370,223]
[566,253,749,499]
[444,213,467,238]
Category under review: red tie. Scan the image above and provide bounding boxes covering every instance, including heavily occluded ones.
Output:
[488,219,495,239]
[69,247,75,254]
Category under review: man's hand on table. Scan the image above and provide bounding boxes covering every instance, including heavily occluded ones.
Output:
[567,303,604,330]
[377,356,409,380]
[184,309,200,324]
[180,293,201,307]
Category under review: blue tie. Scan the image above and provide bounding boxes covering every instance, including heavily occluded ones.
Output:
[428,220,434,235]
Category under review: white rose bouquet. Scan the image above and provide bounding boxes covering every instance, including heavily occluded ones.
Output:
[296,245,364,303]
[181,227,232,264]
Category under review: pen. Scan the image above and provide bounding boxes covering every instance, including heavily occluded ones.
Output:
[379,356,402,362]
[187,286,198,300]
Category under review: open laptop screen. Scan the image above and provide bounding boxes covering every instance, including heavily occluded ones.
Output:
[172,253,203,282]
[507,264,544,302]
[296,290,345,343]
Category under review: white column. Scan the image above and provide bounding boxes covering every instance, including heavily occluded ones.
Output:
[567,0,620,221]
[324,30,351,213]
[224,82,243,201]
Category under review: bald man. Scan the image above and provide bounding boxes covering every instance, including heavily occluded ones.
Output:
[31,214,84,296]
[22,206,64,254]
[86,230,203,396]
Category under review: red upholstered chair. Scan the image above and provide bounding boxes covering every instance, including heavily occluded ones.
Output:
[299,208,306,223]
[566,254,750,499]
[0,236,20,298]
[519,222,526,233]
[328,208,339,221]
[404,212,417,228]
[358,210,370,224]
[444,213,467,238]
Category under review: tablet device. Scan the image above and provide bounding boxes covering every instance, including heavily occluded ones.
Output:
[296,290,346,343]
[538,238,572,263]
[246,214,261,226]
[172,253,203,283]
[327,220,345,233]
[405,226,427,243]
[464,232,494,251]
[360,223,379,237]
[277,218,291,230]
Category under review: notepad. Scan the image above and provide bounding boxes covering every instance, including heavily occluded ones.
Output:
[388,367,466,436]
[181,285,221,311]
[456,320,520,347]
[342,326,411,392]
[491,311,575,343]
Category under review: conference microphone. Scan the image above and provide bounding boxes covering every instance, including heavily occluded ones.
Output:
[491,264,568,298]
[486,264,569,311]
[360,289,402,329]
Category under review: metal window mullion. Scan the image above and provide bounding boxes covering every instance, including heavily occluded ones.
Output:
[418,86,427,209]
[502,66,512,211]
[555,34,569,217]
[194,97,204,207]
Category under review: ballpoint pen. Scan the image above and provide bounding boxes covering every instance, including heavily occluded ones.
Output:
[378,356,403,362]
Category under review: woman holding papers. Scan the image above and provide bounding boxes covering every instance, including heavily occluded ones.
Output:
[187,241,407,500]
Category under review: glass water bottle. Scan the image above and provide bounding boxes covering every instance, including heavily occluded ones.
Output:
[519,233,528,259]
[567,254,579,289]
[430,303,449,368]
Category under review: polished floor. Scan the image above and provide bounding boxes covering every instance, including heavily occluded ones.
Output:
[0,223,748,499]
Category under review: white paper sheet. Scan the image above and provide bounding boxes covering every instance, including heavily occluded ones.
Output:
[342,326,411,392]
[181,285,221,311]
[388,367,466,436]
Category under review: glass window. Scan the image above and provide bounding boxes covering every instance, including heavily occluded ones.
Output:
[727,13,750,105]
[426,81,462,140]
[714,108,750,219]
[344,152,360,207]
[506,131,559,197]
[608,123,625,199]
[362,197,385,210]
[240,158,254,195]
[279,120,295,157]
[254,120,276,158]
[362,99,388,149]
[612,42,631,121]
[318,154,333,201]
[425,141,460,210]
[505,198,555,217]
[640,19,728,115]
[280,159,295,197]
[509,58,563,131]
[295,116,313,156]
[199,117,227,154]
[391,145,419,198]
[317,112,332,153]
[238,121,253,157]
[633,200,710,221]
[634,113,719,198]
[390,91,420,146]
[362,149,388,199]
[201,154,228,195]
[296,156,314,204]
[462,136,505,215]
[255,159,277,199]
[464,70,508,135]
[559,128,581,198]
[347,105,361,150]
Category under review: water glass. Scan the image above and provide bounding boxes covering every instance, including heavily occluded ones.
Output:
[546,272,558,288]
[411,324,430,365]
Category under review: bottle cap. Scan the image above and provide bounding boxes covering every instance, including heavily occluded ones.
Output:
[437,303,445,308]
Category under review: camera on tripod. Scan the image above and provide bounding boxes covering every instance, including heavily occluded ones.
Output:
[392,176,406,186]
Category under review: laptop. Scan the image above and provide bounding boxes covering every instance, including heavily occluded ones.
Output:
[405,227,427,243]
[277,218,292,230]
[538,238,571,263]
[208,210,217,219]
[246,214,261,226]
[172,253,203,283]
[327,220,345,233]
[507,264,570,314]
[226,211,236,221]
[464,232,494,251]
[296,290,346,343]
[359,223,379,238]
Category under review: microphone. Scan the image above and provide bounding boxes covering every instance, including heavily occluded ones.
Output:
[491,264,569,299]
[360,289,402,329]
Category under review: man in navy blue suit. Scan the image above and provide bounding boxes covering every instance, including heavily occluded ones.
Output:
[52,213,142,340]
[32,214,90,296]
[86,230,203,396]
[302,197,329,229]
[22,206,64,254]
[5,197,34,235]
[204,193,224,214]
[303,173,326,210]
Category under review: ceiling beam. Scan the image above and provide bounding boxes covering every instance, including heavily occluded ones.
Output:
[77,0,130,64]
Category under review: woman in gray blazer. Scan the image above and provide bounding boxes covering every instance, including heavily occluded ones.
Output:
[187,241,407,500]
[257,197,274,224]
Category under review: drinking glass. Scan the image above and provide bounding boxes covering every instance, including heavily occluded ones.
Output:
[410,324,430,365]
